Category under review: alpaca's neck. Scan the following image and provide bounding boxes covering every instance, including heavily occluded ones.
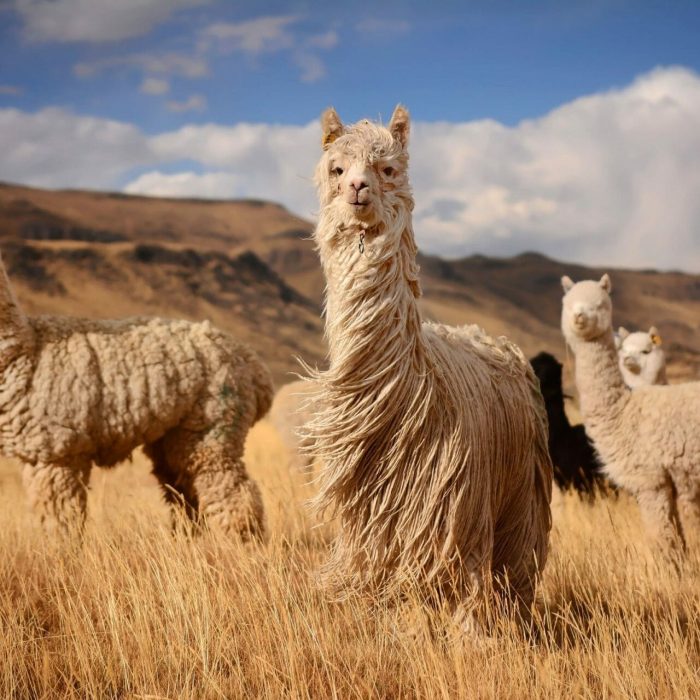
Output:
[0,259,31,374]
[573,331,629,425]
[318,210,425,383]
[545,395,571,433]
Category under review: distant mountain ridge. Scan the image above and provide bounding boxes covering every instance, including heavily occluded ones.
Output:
[0,181,698,385]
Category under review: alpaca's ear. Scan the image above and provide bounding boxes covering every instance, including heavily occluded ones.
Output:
[321,107,344,150]
[650,326,662,345]
[389,104,410,148]
[615,327,628,350]
[599,273,612,293]
[561,275,574,293]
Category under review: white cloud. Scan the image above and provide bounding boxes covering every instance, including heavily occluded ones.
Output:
[294,52,327,83]
[166,94,207,113]
[14,0,208,43]
[198,15,298,54]
[0,107,152,188]
[124,171,240,199]
[198,15,336,84]
[407,66,700,269]
[306,31,339,50]
[140,77,170,96]
[75,52,208,79]
[1,67,699,271]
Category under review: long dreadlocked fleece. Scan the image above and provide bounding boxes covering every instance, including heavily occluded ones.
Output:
[304,106,552,615]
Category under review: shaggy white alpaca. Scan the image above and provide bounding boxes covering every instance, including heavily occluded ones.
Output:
[304,106,552,622]
[616,326,668,388]
[561,274,700,554]
[268,379,316,472]
[0,252,272,538]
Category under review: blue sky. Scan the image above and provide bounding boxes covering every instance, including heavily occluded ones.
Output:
[2,1,700,127]
[0,1,699,269]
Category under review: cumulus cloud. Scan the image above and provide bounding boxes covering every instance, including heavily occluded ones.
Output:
[166,94,207,113]
[0,107,152,188]
[14,0,208,43]
[1,67,699,270]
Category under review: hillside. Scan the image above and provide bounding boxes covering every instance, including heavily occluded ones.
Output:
[0,181,698,385]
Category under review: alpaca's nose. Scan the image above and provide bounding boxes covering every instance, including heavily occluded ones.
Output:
[350,178,368,192]
[623,356,640,372]
[574,311,585,324]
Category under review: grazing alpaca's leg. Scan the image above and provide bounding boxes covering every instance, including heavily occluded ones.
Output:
[22,459,92,535]
[637,481,686,555]
[158,427,265,541]
[145,439,199,528]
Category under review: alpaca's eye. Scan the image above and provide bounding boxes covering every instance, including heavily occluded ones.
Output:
[383,166,394,176]
[642,349,651,354]
[333,166,344,176]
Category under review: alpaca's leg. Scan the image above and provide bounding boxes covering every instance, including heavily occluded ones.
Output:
[145,440,199,528]
[677,487,700,549]
[637,483,686,556]
[159,428,265,541]
[190,467,265,541]
[21,459,91,536]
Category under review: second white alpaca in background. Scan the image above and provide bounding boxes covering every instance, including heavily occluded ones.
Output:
[616,326,668,388]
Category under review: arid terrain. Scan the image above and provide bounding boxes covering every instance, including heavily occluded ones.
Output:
[1,181,698,386]
[1,182,700,698]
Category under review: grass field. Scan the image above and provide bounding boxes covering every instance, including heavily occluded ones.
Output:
[1,420,699,699]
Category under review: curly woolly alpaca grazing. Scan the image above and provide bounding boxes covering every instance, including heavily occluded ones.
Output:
[529,352,606,497]
[269,379,316,473]
[0,253,272,538]
[561,274,700,555]
[304,106,552,622]
[616,326,668,388]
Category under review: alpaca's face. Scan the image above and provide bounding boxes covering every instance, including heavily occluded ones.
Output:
[315,106,411,235]
[616,329,665,386]
[561,275,613,346]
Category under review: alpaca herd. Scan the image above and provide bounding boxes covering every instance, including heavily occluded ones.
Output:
[0,104,698,634]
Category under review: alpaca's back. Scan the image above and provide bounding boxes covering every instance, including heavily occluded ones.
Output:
[422,323,552,583]
[596,381,700,480]
[2,314,272,466]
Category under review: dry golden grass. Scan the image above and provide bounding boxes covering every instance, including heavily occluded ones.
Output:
[1,421,699,699]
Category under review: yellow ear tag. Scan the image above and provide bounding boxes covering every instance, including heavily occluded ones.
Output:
[651,334,662,346]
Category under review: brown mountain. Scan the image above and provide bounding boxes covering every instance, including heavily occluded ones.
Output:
[0,181,698,386]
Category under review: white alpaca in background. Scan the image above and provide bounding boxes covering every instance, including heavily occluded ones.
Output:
[304,105,552,625]
[561,274,700,556]
[616,326,667,388]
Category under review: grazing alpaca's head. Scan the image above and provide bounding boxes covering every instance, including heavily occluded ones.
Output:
[615,326,667,387]
[315,106,415,258]
[561,274,613,348]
